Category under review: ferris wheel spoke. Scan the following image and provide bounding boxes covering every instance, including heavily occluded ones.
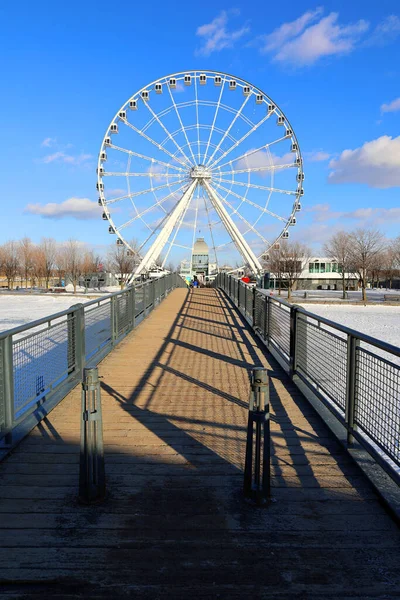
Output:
[103,171,182,179]
[162,191,192,267]
[193,76,201,164]
[130,180,198,279]
[215,163,295,176]
[191,188,200,260]
[103,171,183,178]
[213,136,288,172]
[116,183,190,232]
[109,143,185,172]
[123,120,189,169]
[202,79,226,165]
[202,189,220,271]
[105,179,186,205]
[213,182,289,223]
[208,112,274,170]
[205,93,251,168]
[208,184,270,246]
[203,180,262,274]
[141,102,194,168]
[217,178,296,196]
[166,83,197,166]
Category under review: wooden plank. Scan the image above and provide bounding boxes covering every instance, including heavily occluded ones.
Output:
[0,287,399,596]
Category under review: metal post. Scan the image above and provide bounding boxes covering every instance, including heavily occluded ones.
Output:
[73,304,85,378]
[79,366,106,503]
[132,288,136,329]
[346,335,359,445]
[0,336,15,446]
[289,305,299,378]
[110,296,118,344]
[252,287,256,327]
[243,367,270,505]
[264,295,268,341]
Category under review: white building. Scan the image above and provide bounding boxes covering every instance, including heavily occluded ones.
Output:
[180,238,217,282]
[270,257,359,291]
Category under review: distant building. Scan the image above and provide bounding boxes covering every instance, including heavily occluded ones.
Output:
[269,257,359,291]
[179,238,218,282]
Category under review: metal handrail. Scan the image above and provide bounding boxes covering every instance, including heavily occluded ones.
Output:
[215,272,400,485]
[259,290,400,358]
[0,273,186,452]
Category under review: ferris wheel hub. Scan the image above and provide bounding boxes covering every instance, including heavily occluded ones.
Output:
[190,164,212,182]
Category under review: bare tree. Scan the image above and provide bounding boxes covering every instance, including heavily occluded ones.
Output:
[107,244,136,288]
[323,231,353,299]
[37,237,57,288]
[280,241,311,300]
[63,240,83,294]
[18,237,35,289]
[393,236,400,267]
[80,250,101,291]
[263,245,284,295]
[349,228,385,303]
[264,241,311,299]
[381,244,399,289]
[1,241,20,289]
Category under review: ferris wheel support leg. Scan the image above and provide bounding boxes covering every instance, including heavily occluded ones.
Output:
[127,180,198,283]
[203,181,263,276]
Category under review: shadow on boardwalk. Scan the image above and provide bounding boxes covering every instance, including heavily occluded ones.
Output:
[0,288,399,599]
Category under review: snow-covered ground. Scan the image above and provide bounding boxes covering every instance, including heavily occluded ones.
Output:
[0,295,93,332]
[301,304,400,350]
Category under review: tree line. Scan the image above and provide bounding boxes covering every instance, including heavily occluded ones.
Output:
[0,238,143,293]
[263,228,400,301]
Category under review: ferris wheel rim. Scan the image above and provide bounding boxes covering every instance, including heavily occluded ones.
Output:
[97,69,304,272]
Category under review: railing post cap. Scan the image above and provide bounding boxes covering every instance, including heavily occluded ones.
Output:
[251,367,269,385]
[83,366,99,383]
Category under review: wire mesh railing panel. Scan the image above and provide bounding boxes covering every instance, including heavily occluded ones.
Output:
[154,279,160,305]
[355,348,400,467]
[245,286,253,320]
[85,301,111,361]
[269,301,290,360]
[135,287,144,318]
[296,316,347,412]
[117,294,130,337]
[0,343,4,430]
[254,292,266,338]
[13,318,71,417]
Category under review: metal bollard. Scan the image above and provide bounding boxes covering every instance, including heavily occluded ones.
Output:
[243,367,270,505]
[79,366,106,503]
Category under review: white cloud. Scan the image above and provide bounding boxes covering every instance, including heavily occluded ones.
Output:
[41,137,56,147]
[25,197,102,220]
[306,203,400,227]
[345,207,400,224]
[261,7,323,51]
[260,10,369,66]
[306,151,331,162]
[381,97,400,113]
[236,149,293,170]
[366,15,400,46]
[328,135,400,188]
[196,10,250,56]
[108,188,126,197]
[41,151,93,166]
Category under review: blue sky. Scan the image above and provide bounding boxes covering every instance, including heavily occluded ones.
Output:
[1,0,399,260]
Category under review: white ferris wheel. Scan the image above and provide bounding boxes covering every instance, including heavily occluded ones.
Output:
[96,70,304,281]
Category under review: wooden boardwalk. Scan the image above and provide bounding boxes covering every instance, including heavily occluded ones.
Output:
[1,288,400,599]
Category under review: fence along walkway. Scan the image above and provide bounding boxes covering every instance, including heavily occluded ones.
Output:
[0,288,400,598]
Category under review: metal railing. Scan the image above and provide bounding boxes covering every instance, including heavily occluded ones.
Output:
[0,273,186,448]
[215,273,400,485]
